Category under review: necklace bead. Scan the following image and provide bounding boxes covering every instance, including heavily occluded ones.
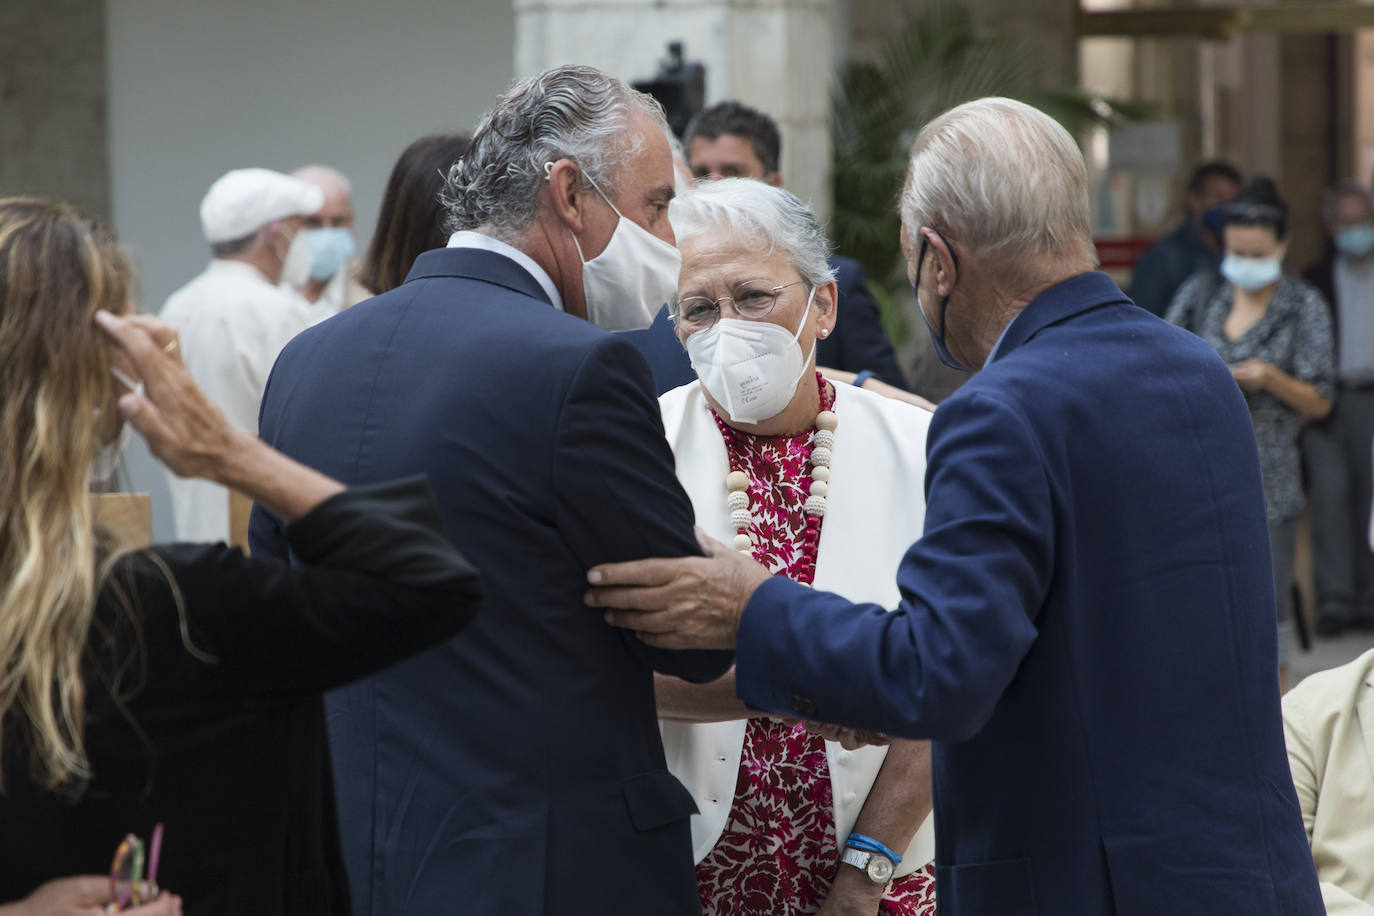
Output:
[713,372,836,575]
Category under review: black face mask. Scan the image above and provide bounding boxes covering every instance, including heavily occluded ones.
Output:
[913,230,968,372]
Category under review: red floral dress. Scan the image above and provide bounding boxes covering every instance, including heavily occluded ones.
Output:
[696,375,937,916]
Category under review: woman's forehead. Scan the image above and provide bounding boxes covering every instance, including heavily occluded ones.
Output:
[679,230,789,279]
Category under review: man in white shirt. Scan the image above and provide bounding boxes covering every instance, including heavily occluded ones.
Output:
[289,164,369,322]
[160,167,323,542]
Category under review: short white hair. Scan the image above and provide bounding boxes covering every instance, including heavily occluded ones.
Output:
[292,164,353,199]
[668,178,835,315]
[900,97,1097,269]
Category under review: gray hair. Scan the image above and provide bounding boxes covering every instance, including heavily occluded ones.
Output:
[1321,179,1374,227]
[900,97,1098,271]
[667,178,835,315]
[442,65,668,242]
[291,164,353,199]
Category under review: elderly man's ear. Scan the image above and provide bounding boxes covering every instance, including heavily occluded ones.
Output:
[543,159,587,233]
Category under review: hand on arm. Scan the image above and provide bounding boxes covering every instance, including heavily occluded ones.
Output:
[587,527,772,650]
[823,368,937,412]
[95,311,343,523]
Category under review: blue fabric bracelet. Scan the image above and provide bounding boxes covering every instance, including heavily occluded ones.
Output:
[852,369,877,389]
[846,832,902,866]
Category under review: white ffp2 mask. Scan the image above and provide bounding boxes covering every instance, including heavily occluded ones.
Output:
[686,287,816,425]
[551,163,681,332]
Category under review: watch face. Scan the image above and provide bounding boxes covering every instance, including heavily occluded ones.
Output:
[867,855,895,883]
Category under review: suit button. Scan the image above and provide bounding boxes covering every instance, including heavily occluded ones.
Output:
[842,791,858,805]
[791,694,817,717]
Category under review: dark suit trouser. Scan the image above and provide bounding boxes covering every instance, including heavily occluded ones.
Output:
[1303,387,1374,624]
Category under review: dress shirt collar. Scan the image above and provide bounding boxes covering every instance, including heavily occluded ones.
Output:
[447,230,563,313]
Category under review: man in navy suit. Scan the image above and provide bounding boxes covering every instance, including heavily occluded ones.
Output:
[250,66,731,915]
[588,98,1323,914]
[625,100,910,395]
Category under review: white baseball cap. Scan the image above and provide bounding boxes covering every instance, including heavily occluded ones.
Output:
[199,168,325,244]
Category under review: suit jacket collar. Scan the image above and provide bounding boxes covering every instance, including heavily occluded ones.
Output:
[987,271,1131,366]
[403,247,554,306]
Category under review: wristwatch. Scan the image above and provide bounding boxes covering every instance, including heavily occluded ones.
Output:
[840,846,895,884]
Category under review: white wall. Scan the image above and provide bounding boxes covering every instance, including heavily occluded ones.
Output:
[105,0,515,539]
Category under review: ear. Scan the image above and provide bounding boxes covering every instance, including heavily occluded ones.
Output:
[814,281,838,339]
[544,158,589,234]
[920,227,959,297]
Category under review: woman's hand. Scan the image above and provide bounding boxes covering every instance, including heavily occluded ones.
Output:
[817,866,886,916]
[1,876,181,916]
[1230,359,1272,392]
[94,310,251,482]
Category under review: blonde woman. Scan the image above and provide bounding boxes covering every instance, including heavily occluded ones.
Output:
[0,199,482,915]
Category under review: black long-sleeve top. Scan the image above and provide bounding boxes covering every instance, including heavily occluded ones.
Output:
[0,477,481,915]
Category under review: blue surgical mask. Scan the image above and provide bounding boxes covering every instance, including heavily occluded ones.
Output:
[1221,254,1283,293]
[305,227,356,282]
[913,233,968,372]
[1335,224,1374,259]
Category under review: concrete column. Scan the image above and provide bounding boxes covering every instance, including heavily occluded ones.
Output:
[515,0,836,220]
[0,0,109,219]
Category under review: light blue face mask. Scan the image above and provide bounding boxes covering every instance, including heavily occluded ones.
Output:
[1220,253,1282,293]
[305,227,356,282]
[1335,224,1374,259]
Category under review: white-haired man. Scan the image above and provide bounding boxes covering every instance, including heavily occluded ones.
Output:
[160,167,322,542]
[289,164,368,320]
[249,66,732,916]
[588,97,1323,914]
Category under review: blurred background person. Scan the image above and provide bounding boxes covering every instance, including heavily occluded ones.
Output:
[357,133,471,297]
[0,198,482,914]
[657,179,936,915]
[1129,160,1242,317]
[1166,177,1334,685]
[626,100,910,396]
[290,164,369,321]
[1283,647,1374,913]
[1301,180,1374,636]
[158,167,322,542]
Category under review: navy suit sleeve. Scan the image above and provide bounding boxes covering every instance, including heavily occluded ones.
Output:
[248,363,291,561]
[734,390,1052,740]
[555,333,734,682]
[821,258,909,390]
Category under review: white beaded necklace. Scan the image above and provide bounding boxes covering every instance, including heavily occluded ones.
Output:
[718,386,839,555]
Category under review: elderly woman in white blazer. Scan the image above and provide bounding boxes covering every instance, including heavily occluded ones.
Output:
[655,179,936,916]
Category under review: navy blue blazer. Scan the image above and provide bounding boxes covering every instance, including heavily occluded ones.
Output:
[625,253,909,395]
[733,273,1322,915]
[250,247,732,915]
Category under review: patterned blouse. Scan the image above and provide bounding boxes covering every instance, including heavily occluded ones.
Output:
[1165,273,1334,521]
[694,376,937,916]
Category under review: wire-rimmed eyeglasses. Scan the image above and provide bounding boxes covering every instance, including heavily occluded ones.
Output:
[672,279,806,333]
